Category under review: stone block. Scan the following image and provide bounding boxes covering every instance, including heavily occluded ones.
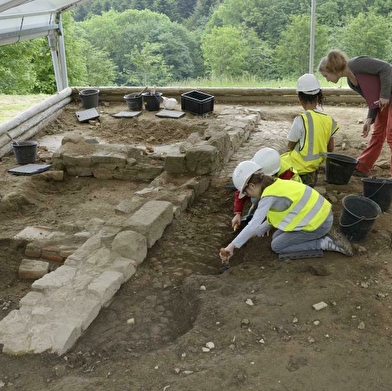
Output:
[19,291,45,307]
[87,271,124,306]
[185,145,220,175]
[41,250,64,263]
[0,310,29,337]
[63,155,92,167]
[14,226,53,241]
[126,200,173,248]
[115,198,143,215]
[108,257,137,282]
[164,154,187,174]
[207,131,232,164]
[86,247,111,267]
[91,153,126,165]
[25,243,41,258]
[111,230,147,265]
[61,296,102,331]
[66,166,93,177]
[92,167,114,179]
[51,323,82,355]
[19,259,50,280]
[114,163,163,181]
[32,265,77,291]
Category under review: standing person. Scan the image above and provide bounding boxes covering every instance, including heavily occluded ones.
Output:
[318,49,392,178]
[220,161,353,264]
[231,147,301,231]
[280,73,339,187]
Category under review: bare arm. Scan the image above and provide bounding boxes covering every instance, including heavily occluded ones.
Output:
[327,137,334,152]
[287,140,297,151]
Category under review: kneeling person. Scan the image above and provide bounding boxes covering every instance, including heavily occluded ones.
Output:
[221,161,353,263]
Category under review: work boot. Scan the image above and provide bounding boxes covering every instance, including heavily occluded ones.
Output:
[320,228,353,256]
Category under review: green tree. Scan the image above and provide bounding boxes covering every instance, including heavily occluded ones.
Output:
[0,41,37,94]
[124,42,172,85]
[245,31,274,80]
[177,0,198,19]
[78,9,199,85]
[30,38,56,94]
[339,12,392,63]
[201,26,250,79]
[206,0,309,46]
[273,15,328,77]
[186,0,221,30]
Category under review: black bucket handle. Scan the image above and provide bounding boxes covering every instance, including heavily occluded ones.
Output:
[339,214,366,228]
[340,194,381,227]
[364,180,388,200]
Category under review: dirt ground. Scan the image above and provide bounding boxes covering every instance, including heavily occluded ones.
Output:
[0,100,392,391]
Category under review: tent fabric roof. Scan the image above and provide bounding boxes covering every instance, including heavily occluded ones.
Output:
[0,0,88,45]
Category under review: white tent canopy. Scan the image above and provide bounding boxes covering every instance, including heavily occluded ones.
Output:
[0,0,89,91]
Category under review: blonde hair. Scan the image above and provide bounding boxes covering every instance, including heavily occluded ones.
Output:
[318,49,349,74]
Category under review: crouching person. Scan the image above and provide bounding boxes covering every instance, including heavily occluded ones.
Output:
[220,161,353,263]
[231,147,301,231]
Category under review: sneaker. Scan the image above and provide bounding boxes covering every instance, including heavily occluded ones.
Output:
[321,228,353,256]
[352,169,368,178]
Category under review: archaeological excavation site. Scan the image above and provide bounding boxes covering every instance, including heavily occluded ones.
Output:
[0,88,391,391]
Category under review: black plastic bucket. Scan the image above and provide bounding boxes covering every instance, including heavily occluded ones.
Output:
[339,195,382,242]
[124,93,143,111]
[79,88,100,109]
[362,177,392,212]
[12,141,38,165]
[142,92,162,111]
[325,153,358,185]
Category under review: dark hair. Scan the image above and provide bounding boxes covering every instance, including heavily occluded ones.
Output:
[318,49,348,74]
[248,171,275,194]
[298,90,325,107]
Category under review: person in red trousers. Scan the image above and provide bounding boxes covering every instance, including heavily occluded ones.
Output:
[318,49,392,178]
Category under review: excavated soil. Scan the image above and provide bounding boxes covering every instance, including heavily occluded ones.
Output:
[0,101,392,391]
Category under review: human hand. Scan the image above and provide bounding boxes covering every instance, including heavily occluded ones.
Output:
[362,119,372,138]
[219,244,234,264]
[375,97,389,111]
[232,214,241,231]
[261,229,270,237]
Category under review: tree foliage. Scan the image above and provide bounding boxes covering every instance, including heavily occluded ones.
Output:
[78,9,198,85]
[273,15,328,77]
[339,12,392,63]
[0,42,37,94]
[2,0,392,93]
[201,26,249,79]
[125,42,172,85]
[206,0,309,45]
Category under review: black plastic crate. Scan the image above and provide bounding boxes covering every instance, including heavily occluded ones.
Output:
[181,90,214,115]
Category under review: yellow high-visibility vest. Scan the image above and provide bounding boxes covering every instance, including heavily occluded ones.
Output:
[281,110,338,174]
[277,158,302,182]
[262,178,331,232]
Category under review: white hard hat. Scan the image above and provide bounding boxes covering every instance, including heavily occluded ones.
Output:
[296,73,320,95]
[232,160,261,199]
[252,147,281,176]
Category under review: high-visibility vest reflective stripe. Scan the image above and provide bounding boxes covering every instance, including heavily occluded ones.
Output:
[262,179,331,232]
[284,110,338,173]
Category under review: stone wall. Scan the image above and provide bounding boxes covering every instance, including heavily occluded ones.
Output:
[0,106,263,355]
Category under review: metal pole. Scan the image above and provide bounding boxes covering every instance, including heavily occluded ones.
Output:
[309,0,316,73]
